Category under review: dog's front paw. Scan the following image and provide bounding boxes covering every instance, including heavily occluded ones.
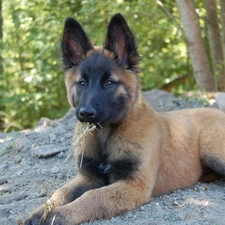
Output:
[23,205,45,225]
[24,206,73,225]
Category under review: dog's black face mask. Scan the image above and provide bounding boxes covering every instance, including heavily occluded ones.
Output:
[75,51,133,126]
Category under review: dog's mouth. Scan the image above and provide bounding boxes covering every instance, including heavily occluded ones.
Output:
[77,114,112,129]
[96,114,112,127]
[76,104,116,127]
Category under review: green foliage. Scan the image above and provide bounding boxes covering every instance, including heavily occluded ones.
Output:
[0,0,193,131]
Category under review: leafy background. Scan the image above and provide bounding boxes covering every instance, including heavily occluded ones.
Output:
[1,0,203,131]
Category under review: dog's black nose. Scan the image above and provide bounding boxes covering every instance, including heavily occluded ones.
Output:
[79,107,97,122]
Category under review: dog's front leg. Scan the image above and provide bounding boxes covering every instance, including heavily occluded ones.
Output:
[23,173,105,225]
[37,178,152,225]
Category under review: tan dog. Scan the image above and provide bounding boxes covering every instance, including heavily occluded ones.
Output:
[24,13,225,225]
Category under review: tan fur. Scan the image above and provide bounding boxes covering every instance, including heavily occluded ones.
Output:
[64,68,80,107]
[85,48,115,59]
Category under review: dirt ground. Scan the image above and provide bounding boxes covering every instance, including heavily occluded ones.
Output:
[0,90,225,225]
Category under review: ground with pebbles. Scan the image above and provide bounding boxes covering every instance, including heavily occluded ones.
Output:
[0,90,225,225]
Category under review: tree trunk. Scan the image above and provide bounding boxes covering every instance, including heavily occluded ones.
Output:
[205,0,225,91]
[220,0,225,75]
[0,0,3,77]
[0,0,2,39]
[176,0,214,91]
[0,0,4,128]
[0,0,3,70]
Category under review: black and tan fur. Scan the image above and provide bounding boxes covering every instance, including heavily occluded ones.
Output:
[24,14,225,225]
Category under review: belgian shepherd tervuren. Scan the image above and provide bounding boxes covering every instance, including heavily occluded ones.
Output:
[24,13,225,225]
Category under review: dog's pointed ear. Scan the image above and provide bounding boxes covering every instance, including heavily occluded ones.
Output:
[104,14,139,71]
[62,18,93,70]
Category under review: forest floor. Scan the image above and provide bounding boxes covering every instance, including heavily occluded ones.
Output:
[0,89,225,225]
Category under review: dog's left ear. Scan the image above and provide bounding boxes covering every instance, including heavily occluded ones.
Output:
[104,14,139,72]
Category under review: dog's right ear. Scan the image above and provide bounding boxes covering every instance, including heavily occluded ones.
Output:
[62,18,93,70]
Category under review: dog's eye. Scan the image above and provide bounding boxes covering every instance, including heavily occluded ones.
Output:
[104,80,114,87]
[78,80,86,87]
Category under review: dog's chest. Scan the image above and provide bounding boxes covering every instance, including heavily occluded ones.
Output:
[98,161,112,175]
[78,127,140,183]
[78,148,139,184]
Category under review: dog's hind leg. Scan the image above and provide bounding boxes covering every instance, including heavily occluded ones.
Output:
[201,156,225,175]
[199,125,225,182]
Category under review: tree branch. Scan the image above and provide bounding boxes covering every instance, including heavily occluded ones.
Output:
[154,0,182,32]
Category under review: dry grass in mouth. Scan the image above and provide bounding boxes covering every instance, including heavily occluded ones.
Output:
[66,122,99,167]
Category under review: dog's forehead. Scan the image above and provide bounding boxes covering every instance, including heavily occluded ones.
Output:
[79,50,117,76]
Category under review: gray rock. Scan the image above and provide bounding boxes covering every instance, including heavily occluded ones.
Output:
[15,169,23,177]
[57,151,64,158]
[48,133,56,143]
[51,166,60,174]
[215,92,225,110]
[32,145,66,158]
[14,193,28,201]
[36,190,46,198]
[13,155,22,164]
[0,185,11,194]
[0,179,8,185]
[0,163,9,171]
[39,169,50,175]
[57,172,65,179]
